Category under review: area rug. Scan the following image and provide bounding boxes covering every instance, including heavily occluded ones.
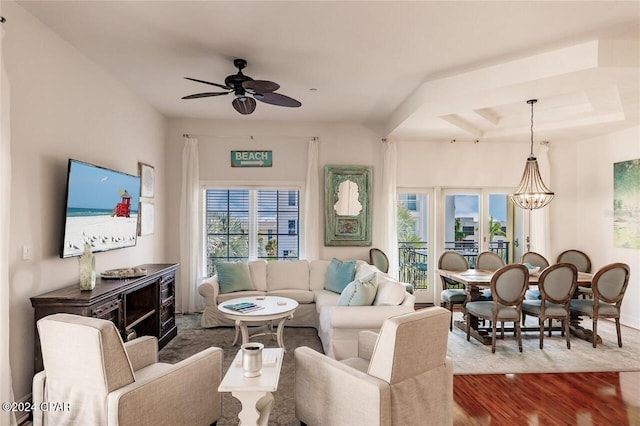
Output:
[447,311,640,375]
[159,313,640,425]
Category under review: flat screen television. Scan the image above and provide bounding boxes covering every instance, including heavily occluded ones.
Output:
[60,159,141,258]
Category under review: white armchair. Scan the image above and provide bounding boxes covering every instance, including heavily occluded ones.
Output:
[33,314,222,426]
[295,307,453,426]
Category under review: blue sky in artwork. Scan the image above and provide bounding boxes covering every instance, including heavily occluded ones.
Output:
[67,160,140,209]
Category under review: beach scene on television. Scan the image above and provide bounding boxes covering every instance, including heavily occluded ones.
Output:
[62,160,140,258]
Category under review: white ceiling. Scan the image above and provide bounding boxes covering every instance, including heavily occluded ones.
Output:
[16,1,640,143]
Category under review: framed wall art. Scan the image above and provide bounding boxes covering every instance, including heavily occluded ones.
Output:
[139,162,155,198]
[324,165,372,246]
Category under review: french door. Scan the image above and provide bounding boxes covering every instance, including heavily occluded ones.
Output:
[441,189,515,268]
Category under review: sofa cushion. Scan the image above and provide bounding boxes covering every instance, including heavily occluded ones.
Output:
[216,261,254,294]
[267,289,315,304]
[267,260,310,291]
[338,273,378,306]
[373,276,406,306]
[248,260,268,291]
[309,260,331,291]
[325,258,357,294]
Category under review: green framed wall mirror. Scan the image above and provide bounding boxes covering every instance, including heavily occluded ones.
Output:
[324,165,372,246]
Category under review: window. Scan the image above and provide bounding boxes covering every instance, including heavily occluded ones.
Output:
[398,194,418,211]
[204,188,300,276]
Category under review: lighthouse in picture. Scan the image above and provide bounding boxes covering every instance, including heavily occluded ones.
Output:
[113,190,132,217]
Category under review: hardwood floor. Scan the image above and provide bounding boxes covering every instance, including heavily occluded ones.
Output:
[453,371,640,425]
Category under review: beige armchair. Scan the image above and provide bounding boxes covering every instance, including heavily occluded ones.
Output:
[33,314,222,426]
[295,307,453,426]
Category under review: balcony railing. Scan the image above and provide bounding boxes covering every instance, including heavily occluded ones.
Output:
[397,241,511,290]
[398,242,429,290]
[443,241,510,268]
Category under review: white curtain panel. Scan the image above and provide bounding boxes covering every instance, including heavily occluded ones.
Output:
[0,15,17,426]
[381,141,399,278]
[530,143,552,258]
[178,136,202,313]
[302,138,319,260]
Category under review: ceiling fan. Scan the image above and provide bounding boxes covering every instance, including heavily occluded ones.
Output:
[182,58,302,115]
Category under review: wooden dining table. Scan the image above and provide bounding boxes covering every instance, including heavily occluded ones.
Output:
[437,268,597,345]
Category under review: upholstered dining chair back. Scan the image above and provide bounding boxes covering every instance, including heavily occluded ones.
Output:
[521,251,550,269]
[368,307,450,384]
[38,313,135,394]
[557,249,592,273]
[369,248,390,273]
[439,250,468,271]
[476,251,505,271]
[492,264,529,306]
[592,263,630,303]
[539,263,578,304]
[570,263,630,348]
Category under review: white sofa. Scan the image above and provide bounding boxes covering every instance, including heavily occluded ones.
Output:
[198,259,415,360]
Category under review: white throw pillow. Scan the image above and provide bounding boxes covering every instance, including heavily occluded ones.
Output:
[373,275,406,306]
[337,273,378,306]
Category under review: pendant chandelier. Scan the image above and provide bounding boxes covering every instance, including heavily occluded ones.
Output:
[510,99,554,210]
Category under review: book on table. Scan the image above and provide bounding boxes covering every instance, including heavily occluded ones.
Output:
[223,302,265,313]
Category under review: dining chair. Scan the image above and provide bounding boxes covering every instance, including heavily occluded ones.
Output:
[438,251,469,331]
[476,251,506,271]
[522,251,550,301]
[556,249,591,273]
[570,263,630,348]
[475,251,506,301]
[466,264,528,353]
[557,249,592,299]
[369,248,390,273]
[521,263,578,349]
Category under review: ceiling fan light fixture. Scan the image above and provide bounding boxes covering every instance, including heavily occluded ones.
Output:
[232,97,256,115]
[182,58,301,115]
[510,99,555,210]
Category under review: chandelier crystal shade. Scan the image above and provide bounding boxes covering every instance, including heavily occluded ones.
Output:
[510,99,554,210]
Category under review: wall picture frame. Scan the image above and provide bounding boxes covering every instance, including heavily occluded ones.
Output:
[139,162,155,198]
[324,165,372,246]
[138,200,155,236]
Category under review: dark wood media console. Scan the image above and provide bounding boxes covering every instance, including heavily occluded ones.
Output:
[30,263,178,372]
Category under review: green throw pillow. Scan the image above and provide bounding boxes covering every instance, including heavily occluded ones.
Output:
[216,261,253,294]
[338,273,378,306]
[324,258,357,294]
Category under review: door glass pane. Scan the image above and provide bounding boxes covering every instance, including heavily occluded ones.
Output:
[444,194,479,267]
[397,193,428,291]
[488,194,510,264]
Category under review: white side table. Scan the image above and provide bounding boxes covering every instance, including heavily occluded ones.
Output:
[219,347,284,426]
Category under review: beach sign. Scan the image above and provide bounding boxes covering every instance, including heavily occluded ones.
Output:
[231,151,272,167]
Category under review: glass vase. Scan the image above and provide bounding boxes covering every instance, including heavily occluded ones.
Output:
[79,243,96,291]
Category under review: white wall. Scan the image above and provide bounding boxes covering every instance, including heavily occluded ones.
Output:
[4,1,168,401]
[572,127,640,328]
[165,118,384,291]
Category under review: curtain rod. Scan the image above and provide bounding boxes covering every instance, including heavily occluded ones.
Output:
[182,134,319,141]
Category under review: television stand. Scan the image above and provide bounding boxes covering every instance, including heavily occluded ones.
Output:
[30,263,178,372]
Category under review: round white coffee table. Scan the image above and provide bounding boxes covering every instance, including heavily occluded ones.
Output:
[218,296,298,352]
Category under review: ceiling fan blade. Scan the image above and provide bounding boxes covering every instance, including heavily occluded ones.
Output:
[232,97,257,115]
[254,92,301,107]
[242,80,280,93]
[184,77,230,90]
[182,92,230,99]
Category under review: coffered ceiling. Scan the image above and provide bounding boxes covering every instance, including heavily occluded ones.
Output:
[16,1,640,143]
